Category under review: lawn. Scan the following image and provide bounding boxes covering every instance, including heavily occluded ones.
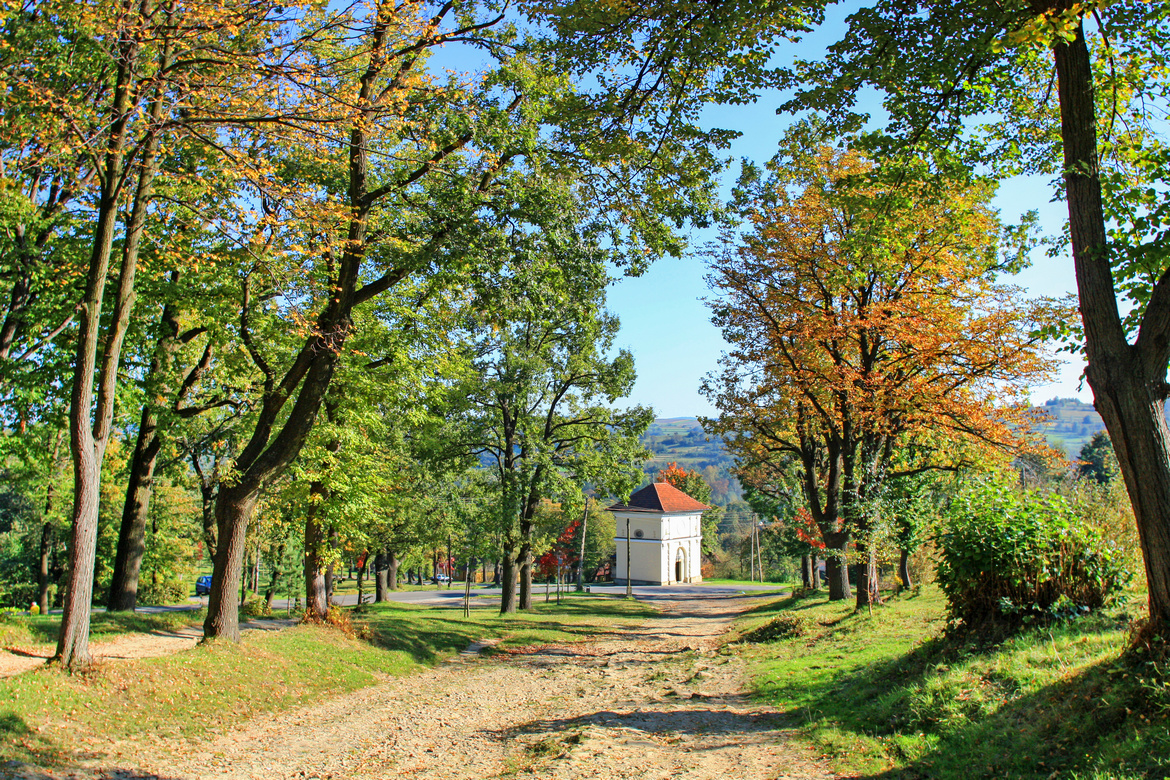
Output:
[0,596,656,771]
[0,608,204,650]
[733,586,1170,779]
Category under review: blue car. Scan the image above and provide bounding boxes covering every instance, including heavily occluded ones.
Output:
[195,575,213,596]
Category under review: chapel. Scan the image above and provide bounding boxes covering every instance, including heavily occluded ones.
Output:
[608,481,709,585]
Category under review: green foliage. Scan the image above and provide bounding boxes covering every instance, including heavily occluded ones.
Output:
[937,476,1131,631]
[1078,431,1119,485]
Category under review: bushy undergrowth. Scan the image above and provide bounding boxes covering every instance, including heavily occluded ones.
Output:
[937,476,1130,632]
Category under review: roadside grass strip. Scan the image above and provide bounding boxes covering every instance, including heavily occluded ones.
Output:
[733,586,1169,779]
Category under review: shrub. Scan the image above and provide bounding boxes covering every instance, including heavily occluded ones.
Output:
[136,577,188,606]
[742,612,810,642]
[936,475,1130,632]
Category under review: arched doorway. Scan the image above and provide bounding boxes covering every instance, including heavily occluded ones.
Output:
[675,547,686,583]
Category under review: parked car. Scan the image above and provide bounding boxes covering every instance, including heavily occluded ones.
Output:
[195,575,213,596]
[432,573,451,584]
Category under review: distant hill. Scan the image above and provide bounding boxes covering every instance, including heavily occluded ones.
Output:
[643,403,1110,487]
[640,418,742,505]
[1033,397,1104,457]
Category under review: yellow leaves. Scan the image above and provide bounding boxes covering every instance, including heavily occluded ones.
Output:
[992,2,1099,54]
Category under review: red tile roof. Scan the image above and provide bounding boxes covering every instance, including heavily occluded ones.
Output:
[607,481,711,514]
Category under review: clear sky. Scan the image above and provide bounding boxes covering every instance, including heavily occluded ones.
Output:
[606,15,1090,420]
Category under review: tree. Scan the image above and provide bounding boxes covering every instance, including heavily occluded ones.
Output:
[655,461,721,557]
[31,0,296,668]
[454,263,651,613]
[740,464,824,589]
[703,144,1055,606]
[1078,431,1118,485]
[780,0,1170,633]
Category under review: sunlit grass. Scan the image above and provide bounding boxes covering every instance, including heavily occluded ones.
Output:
[0,609,206,650]
[735,586,1168,779]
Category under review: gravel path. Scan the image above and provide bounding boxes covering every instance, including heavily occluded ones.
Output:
[122,593,835,780]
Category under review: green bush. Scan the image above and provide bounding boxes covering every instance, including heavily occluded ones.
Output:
[136,577,188,606]
[937,476,1130,631]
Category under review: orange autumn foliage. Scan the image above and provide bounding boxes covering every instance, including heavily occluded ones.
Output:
[704,146,1062,595]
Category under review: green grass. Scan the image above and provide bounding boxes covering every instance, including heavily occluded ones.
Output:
[0,609,204,650]
[700,578,790,589]
[0,596,656,771]
[734,586,1170,779]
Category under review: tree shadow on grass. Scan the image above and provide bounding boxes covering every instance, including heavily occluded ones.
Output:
[740,591,839,620]
[355,600,664,664]
[772,633,1169,780]
[0,712,70,776]
[8,613,204,647]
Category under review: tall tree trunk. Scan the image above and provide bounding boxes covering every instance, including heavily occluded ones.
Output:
[200,11,392,640]
[518,523,533,610]
[822,532,851,602]
[327,528,340,602]
[811,553,820,590]
[107,401,165,611]
[897,549,912,591]
[1052,14,1170,632]
[499,549,518,614]
[355,553,366,605]
[374,552,388,601]
[38,521,55,614]
[800,554,812,590]
[265,542,285,610]
[387,549,399,590]
[304,494,328,621]
[57,35,170,666]
[854,543,879,609]
[204,485,258,641]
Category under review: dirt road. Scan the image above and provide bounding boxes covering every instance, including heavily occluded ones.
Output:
[118,594,834,780]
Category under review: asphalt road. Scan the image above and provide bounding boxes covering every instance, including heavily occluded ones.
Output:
[253,581,788,610]
[24,582,787,617]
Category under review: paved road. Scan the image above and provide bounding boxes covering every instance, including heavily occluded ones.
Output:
[262,581,789,609]
[24,582,787,617]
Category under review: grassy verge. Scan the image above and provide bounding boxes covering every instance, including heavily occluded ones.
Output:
[1,596,655,771]
[0,609,205,650]
[700,578,791,589]
[733,586,1169,779]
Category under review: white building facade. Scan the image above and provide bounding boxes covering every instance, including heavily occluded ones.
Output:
[609,482,709,586]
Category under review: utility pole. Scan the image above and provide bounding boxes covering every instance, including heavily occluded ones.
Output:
[749,527,756,582]
[625,517,632,598]
[756,522,766,582]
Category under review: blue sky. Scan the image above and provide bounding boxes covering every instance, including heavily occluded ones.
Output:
[606,14,1089,420]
